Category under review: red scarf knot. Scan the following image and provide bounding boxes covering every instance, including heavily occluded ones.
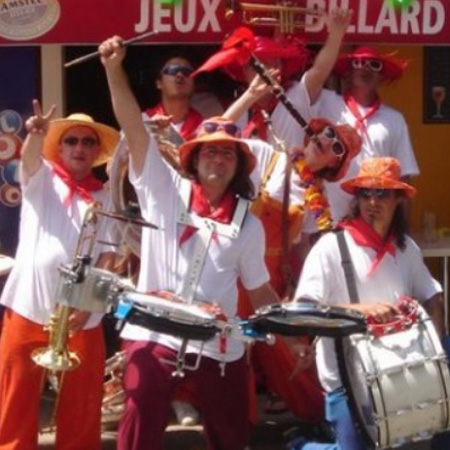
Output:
[179,182,237,246]
[146,104,203,141]
[339,216,396,278]
[52,161,103,207]
[344,92,381,135]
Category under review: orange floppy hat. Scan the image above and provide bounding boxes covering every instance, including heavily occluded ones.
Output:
[179,117,256,176]
[341,157,416,198]
[43,113,120,167]
[333,46,409,82]
[304,118,362,182]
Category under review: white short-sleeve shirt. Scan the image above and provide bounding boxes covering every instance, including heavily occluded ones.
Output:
[295,230,441,392]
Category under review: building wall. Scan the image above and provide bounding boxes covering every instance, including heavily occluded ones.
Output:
[378,45,450,236]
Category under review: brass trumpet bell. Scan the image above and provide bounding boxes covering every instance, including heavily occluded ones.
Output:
[31,346,80,371]
[225,0,321,35]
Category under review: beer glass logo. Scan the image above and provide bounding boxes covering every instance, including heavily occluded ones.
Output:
[0,0,60,41]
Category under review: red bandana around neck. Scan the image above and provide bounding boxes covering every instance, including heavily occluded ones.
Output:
[146,104,203,141]
[179,182,237,246]
[52,161,103,206]
[242,99,277,140]
[344,92,381,135]
[339,216,396,278]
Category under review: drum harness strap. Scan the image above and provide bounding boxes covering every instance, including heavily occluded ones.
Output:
[177,178,249,375]
[335,230,374,448]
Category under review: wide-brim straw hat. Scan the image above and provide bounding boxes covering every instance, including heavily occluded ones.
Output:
[333,46,409,82]
[305,118,362,182]
[179,117,256,176]
[341,157,416,198]
[43,113,120,167]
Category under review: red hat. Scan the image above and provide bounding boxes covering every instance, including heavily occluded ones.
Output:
[303,118,362,182]
[179,117,256,176]
[192,27,309,84]
[224,35,310,84]
[333,46,409,82]
[341,157,416,198]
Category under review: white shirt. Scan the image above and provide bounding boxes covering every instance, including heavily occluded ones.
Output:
[1,160,112,327]
[309,78,419,223]
[121,138,270,362]
[295,229,441,392]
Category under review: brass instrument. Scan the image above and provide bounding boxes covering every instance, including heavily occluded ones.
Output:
[31,204,101,373]
[225,0,321,34]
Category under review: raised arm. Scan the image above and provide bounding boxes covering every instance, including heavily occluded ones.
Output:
[305,8,352,105]
[21,99,56,180]
[99,36,149,176]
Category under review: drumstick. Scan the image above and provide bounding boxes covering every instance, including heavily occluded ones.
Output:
[64,30,159,68]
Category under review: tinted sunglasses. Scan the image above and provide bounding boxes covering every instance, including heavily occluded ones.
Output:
[62,136,98,148]
[319,126,346,158]
[351,58,384,72]
[201,121,241,137]
[161,64,194,77]
[356,188,395,200]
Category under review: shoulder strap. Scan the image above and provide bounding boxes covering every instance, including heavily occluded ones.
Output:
[336,230,360,304]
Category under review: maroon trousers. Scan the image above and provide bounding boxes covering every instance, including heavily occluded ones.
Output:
[118,341,250,450]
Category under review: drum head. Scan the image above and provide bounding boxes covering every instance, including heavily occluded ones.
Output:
[127,305,219,342]
[249,302,367,338]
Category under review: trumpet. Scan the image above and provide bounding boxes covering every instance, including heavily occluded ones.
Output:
[225,0,321,34]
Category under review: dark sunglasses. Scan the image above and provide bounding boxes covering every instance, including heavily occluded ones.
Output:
[319,126,346,158]
[201,121,241,137]
[161,64,194,77]
[351,58,383,72]
[62,136,98,148]
[356,188,395,200]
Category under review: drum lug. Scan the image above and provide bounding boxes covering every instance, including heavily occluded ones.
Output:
[161,339,204,378]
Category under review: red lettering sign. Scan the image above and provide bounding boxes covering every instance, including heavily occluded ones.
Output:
[0,0,448,45]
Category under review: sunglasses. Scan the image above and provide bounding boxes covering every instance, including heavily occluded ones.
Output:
[62,136,98,148]
[201,121,241,137]
[161,64,194,77]
[351,58,384,72]
[356,188,395,200]
[319,126,346,158]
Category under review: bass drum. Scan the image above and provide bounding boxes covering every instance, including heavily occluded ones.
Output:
[108,138,141,257]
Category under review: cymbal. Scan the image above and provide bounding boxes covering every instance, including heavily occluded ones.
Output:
[0,254,15,276]
[99,210,158,229]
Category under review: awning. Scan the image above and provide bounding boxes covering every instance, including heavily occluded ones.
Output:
[0,0,449,45]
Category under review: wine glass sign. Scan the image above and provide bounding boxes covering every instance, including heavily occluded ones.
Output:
[431,86,446,118]
[424,48,450,123]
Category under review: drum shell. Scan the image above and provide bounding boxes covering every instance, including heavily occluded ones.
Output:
[56,267,119,313]
[345,306,450,449]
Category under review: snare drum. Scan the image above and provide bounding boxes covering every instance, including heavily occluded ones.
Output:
[249,301,367,338]
[117,291,220,341]
[56,266,120,313]
[339,304,450,449]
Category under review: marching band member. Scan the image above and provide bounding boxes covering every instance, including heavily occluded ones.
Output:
[290,157,449,450]
[100,36,280,450]
[0,100,119,450]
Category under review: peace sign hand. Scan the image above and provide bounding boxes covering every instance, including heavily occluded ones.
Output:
[25,99,57,136]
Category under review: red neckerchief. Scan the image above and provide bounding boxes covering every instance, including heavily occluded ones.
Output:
[179,182,237,246]
[146,104,203,141]
[242,98,278,140]
[344,92,381,135]
[52,161,103,206]
[339,216,396,278]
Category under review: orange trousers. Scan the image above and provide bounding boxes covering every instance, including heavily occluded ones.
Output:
[239,192,325,423]
[0,309,106,450]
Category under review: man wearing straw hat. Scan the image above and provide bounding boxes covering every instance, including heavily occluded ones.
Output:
[289,157,449,450]
[0,99,120,450]
[100,37,283,450]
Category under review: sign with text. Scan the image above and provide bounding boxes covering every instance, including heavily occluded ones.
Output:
[0,0,449,45]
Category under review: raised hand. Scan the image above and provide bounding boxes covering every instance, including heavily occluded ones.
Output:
[98,35,126,69]
[25,99,56,136]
